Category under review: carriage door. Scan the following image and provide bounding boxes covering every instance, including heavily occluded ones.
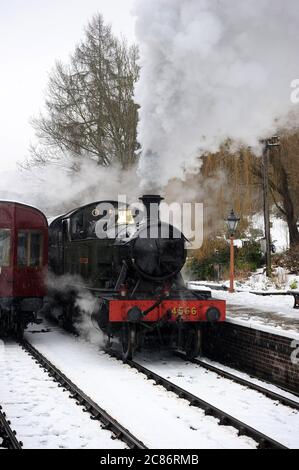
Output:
[0,229,12,297]
[17,231,44,297]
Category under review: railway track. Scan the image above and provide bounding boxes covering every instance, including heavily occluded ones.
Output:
[0,406,22,450]
[20,340,147,450]
[108,351,288,450]
[175,352,299,412]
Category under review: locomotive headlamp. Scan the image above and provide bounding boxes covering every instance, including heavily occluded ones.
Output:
[206,307,220,322]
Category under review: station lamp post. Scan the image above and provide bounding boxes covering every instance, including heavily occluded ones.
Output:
[226,209,240,294]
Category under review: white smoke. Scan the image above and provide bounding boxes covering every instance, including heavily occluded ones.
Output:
[74,290,105,348]
[134,0,299,189]
[46,272,104,347]
[0,156,138,217]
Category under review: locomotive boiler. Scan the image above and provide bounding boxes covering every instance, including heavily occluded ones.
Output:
[48,195,226,360]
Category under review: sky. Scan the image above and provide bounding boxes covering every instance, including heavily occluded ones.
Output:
[0,0,136,170]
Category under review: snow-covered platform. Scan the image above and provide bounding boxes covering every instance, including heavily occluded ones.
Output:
[188,282,299,393]
[214,291,299,340]
[189,282,299,340]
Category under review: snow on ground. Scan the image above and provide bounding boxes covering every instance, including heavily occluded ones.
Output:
[189,268,299,293]
[213,290,299,339]
[232,269,299,293]
[199,357,299,403]
[25,324,256,449]
[189,282,299,339]
[136,352,299,449]
[0,341,126,449]
[251,214,290,253]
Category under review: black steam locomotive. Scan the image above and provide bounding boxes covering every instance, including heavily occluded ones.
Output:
[48,195,225,360]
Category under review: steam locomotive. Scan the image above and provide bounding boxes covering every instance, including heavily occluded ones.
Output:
[48,195,226,359]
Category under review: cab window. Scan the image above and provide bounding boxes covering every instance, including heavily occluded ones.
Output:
[0,229,11,267]
[70,204,117,240]
[18,231,43,268]
[116,209,135,225]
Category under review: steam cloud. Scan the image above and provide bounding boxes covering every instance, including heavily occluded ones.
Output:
[46,272,104,347]
[134,0,299,189]
[0,156,138,217]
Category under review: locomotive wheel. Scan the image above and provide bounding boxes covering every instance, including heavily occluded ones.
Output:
[185,327,202,360]
[121,324,137,361]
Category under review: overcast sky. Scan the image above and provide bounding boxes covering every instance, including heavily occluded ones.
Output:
[0,0,136,170]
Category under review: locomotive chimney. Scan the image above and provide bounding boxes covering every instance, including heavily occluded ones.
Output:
[139,195,164,222]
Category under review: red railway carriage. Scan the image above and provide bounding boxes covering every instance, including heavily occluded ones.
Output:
[0,201,48,337]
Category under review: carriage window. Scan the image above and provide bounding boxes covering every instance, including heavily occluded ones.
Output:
[30,233,43,267]
[17,232,28,267]
[0,229,11,267]
[18,231,43,268]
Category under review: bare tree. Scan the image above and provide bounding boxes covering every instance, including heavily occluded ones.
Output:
[30,14,139,169]
[199,136,299,247]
